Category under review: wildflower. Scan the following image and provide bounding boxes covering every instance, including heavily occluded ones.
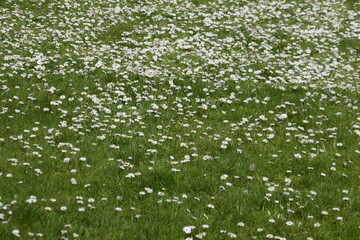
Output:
[207,204,215,209]
[284,178,292,185]
[25,196,37,204]
[237,222,245,227]
[196,232,206,239]
[12,229,20,237]
[183,226,196,234]
[125,173,135,178]
[228,232,237,238]
[314,223,321,227]
[220,174,228,180]
[285,221,294,226]
[278,114,288,120]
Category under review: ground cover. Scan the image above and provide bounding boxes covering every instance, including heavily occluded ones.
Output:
[0,0,359,239]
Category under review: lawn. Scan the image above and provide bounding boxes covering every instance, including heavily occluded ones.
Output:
[0,0,359,239]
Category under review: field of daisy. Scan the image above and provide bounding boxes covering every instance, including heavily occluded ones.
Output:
[0,0,359,239]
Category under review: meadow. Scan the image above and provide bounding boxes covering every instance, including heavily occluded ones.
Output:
[0,0,359,239]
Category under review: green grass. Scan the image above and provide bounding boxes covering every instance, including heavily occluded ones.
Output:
[339,38,360,54]
[345,0,360,10]
[0,0,359,239]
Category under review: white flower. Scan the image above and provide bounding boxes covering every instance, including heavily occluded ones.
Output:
[125,173,135,178]
[286,221,294,226]
[25,195,37,204]
[12,229,20,237]
[207,204,215,209]
[237,222,245,227]
[228,232,237,238]
[278,113,288,120]
[183,226,196,234]
[284,178,292,185]
[314,222,321,227]
[71,178,77,184]
[196,232,206,239]
[220,174,228,180]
